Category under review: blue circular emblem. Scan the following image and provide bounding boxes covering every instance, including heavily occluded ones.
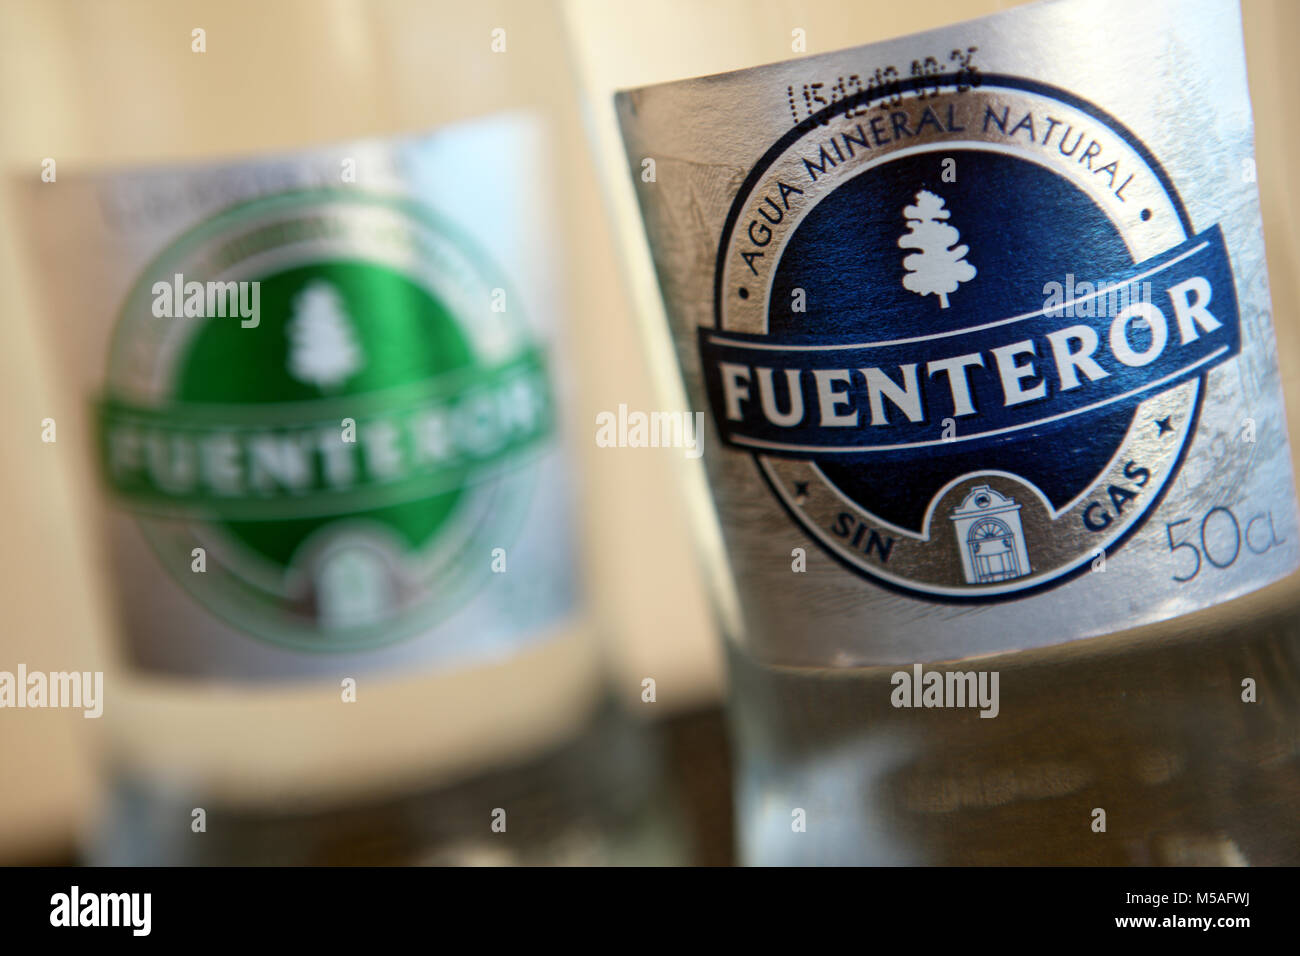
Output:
[707,76,1241,600]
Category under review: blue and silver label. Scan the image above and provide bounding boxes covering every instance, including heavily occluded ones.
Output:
[618,0,1299,662]
[706,79,1241,598]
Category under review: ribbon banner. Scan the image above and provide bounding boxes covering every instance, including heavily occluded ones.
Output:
[701,225,1240,457]
[97,348,553,519]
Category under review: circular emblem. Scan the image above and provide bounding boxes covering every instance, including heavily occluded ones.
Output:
[100,190,553,648]
[708,76,1241,600]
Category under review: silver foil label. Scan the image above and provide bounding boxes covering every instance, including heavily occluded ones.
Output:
[26,114,578,681]
[617,0,1299,665]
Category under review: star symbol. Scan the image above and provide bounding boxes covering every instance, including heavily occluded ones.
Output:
[1155,416,1174,435]
[793,481,810,502]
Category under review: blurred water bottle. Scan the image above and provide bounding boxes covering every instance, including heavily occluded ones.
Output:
[10,0,683,865]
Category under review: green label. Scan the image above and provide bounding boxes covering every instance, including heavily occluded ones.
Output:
[99,190,557,653]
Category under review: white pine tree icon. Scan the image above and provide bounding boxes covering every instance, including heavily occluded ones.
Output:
[286,280,364,389]
[897,189,977,309]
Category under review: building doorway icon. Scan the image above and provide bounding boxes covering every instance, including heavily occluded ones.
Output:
[967,517,1021,582]
[949,485,1032,585]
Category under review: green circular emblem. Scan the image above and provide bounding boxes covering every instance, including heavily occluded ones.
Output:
[99,190,554,651]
